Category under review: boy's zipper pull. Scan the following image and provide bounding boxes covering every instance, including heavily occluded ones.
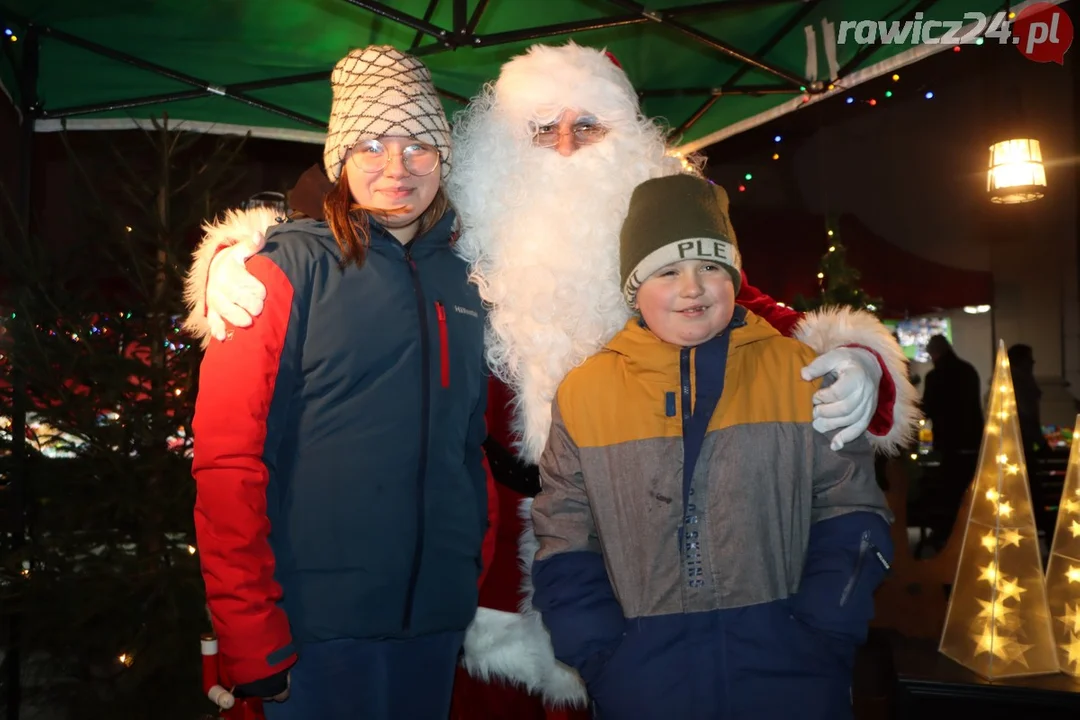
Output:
[870,542,891,571]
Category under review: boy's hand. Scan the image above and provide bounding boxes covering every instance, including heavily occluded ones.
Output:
[801,347,881,451]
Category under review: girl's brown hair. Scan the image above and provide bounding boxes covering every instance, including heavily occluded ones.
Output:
[323,165,451,268]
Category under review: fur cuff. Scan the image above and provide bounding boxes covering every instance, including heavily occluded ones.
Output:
[793,306,921,456]
[460,498,589,707]
[181,206,281,348]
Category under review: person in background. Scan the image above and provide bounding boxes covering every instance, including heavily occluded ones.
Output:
[921,334,984,549]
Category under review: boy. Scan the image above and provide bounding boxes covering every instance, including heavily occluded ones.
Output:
[529,174,894,719]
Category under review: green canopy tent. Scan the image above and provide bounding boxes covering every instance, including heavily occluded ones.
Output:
[0,0,1060,154]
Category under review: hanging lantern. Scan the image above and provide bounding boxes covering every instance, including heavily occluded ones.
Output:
[987,138,1046,204]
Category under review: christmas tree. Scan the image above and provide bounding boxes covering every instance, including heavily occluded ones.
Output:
[0,117,246,719]
[792,225,882,314]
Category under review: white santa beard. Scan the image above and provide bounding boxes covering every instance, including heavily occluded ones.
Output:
[463,135,669,463]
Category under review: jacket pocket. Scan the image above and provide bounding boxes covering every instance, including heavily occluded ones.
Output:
[434,301,450,389]
[839,530,891,607]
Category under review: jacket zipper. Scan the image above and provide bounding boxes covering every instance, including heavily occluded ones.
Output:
[402,245,430,631]
[435,301,450,389]
[839,530,891,606]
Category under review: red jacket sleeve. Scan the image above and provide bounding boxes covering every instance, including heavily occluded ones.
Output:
[736,269,803,337]
[192,255,297,686]
[738,269,896,438]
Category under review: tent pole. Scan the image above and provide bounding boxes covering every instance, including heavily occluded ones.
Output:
[641,85,799,98]
[465,0,490,35]
[721,0,822,90]
[341,0,456,47]
[601,0,807,88]
[413,14,647,56]
[835,0,942,78]
[1,13,327,128]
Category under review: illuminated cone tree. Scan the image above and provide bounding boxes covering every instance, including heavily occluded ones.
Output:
[939,341,1059,679]
[1044,414,1080,675]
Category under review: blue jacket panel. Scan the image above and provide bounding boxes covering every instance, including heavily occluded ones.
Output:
[259,212,489,642]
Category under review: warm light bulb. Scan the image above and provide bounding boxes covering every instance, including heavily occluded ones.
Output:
[828,245,836,252]
[981,532,997,551]
[986,488,1000,502]
[999,384,1008,393]
[996,453,1009,464]
[827,230,834,236]
[118,653,134,667]
[980,562,1000,583]
[1062,499,1080,514]
[1002,529,1022,548]
[998,411,1009,421]
[1068,566,1080,584]
[187,545,197,554]
[997,501,1013,518]
[817,272,824,279]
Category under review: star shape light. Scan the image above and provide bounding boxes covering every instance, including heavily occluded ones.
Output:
[977,598,1016,627]
[1001,529,1022,548]
[997,576,1027,603]
[1061,632,1080,672]
[1056,603,1080,635]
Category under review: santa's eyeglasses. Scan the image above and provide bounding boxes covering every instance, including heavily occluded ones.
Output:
[531,120,609,148]
[349,139,441,176]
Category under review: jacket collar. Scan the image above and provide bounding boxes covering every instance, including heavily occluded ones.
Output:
[604,306,776,382]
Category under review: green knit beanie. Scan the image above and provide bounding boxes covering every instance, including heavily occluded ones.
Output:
[620,174,742,306]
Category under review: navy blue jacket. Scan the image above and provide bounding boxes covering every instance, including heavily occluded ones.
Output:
[193,211,489,686]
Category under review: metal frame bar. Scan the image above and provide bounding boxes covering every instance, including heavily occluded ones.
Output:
[2,14,327,127]
[721,0,822,89]
[466,0,491,34]
[668,0,821,138]
[836,0,942,78]
[642,84,798,98]
[410,0,443,50]
[602,0,807,88]
[341,0,454,46]
[671,94,720,139]
[413,13,648,56]
[661,0,805,16]
[453,0,467,35]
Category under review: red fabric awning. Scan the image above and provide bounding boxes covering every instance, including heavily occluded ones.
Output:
[731,207,992,318]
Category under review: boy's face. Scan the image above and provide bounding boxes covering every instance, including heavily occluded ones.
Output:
[635,259,736,347]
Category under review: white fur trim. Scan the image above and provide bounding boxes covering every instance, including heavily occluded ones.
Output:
[459,498,589,707]
[181,206,281,348]
[494,41,639,133]
[793,306,921,456]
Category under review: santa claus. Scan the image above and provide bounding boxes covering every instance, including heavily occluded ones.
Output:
[183,41,917,719]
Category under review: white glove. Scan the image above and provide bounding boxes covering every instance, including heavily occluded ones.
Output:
[206,231,267,342]
[800,347,882,451]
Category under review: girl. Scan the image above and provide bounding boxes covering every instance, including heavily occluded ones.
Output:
[191,46,490,720]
